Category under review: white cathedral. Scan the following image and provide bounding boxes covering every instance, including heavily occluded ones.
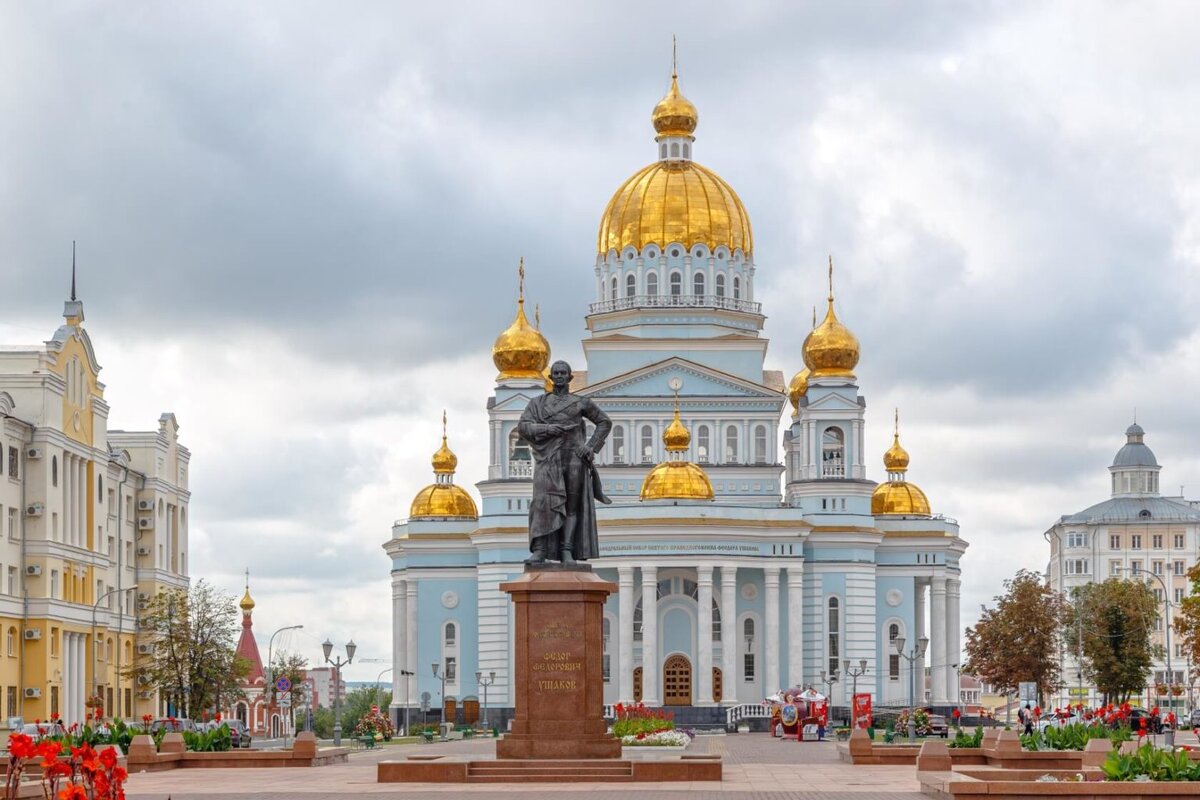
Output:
[384,68,968,728]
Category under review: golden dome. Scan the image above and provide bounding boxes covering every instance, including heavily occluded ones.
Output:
[409,483,478,519]
[492,259,550,380]
[787,367,809,411]
[431,412,458,474]
[240,587,255,613]
[871,481,930,516]
[641,461,714,501]
[802,259,859,378]
[663,405,690,451]
[651,73,698,138]
[883,435,909,472]
[598,161,752,256]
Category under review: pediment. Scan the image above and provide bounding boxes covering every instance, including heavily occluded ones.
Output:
[804,390,863,412]
[492,392,540,412]
[582,357,781,400]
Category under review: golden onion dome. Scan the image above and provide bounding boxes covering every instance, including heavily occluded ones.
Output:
[787,367,810,411]
[871,481,930,516]
[651,73,698,138]
[239,587,255,613]
[641,461,714,501]
[431,414,458,474]
[598,161,752,256]
[492,259,550,380]
[803,259,859,378]
[662,407,690,451]
[409,484,478,519]
[883,435,909,472]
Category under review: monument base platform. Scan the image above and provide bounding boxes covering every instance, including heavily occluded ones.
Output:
[496,732,621,759]
[377,754,722,783]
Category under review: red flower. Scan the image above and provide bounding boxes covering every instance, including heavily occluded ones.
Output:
[8,733,36,759]
[50,712,60,722]
[99,746,118,769]
[57,786,87,800]
[37,739,62,760]
[214,712,222,723]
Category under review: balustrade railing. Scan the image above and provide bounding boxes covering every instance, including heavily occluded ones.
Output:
[589,294,761,315]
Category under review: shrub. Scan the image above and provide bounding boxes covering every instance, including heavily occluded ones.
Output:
[610,702,674,739]
[353,707,395,741]
[948,726,984,748]
[1102,744,1200,781]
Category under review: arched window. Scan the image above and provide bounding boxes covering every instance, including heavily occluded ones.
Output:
[52,455,58,487]
[754,426,767,464]
[715,274,726,297]
[660,143,667,159]
[610,276,618,300]
[742,617,756,681]
[625,273,636,297]
[725,425,739,463]
[611,425,625,464]
[6,627,14,657]
[822,427,845,477]
[696,425,710,463]
[640,425,654,463]
[670,142,679,157]
[888,623,901,680]
[733,276,741,299]
[693,273,705,296]
[683,143,690,159]
[743,617,754,641]
[669,272,682,296]
[827,598,840,677]
[444,622,456,647]
[647,272,659,296]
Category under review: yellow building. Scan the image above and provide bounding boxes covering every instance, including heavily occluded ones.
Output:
[0,265,189,726]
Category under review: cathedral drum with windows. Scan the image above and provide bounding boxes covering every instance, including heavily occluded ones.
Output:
[384,67,968,728]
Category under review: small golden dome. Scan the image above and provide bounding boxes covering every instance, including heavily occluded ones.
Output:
[410,484,478,519]
[884,435,909,472]
[871,481,930,516]
[787,367,810,410]
[802,259,859,378]
[651,73,698,138]
[492,259,550,380]
[240,588,255,613]
[641,461,714,501]
[431,421,458,474]
[598,161,752,256]
[663,405,690,451]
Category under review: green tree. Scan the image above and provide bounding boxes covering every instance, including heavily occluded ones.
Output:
[124,580,248,718]
[963,569,1066,703]
[267,651,310,711]
[340,686,393,735]
[1173,564,1200,667]
[1067,577,1158,704]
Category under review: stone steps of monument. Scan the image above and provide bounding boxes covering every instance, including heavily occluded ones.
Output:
[467,761,633,782]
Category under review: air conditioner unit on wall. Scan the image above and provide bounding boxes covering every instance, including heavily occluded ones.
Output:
[25,503,43,518]
[136,546,151,557]
[24,629,40,640]
[23,688,41,699]
[25,447,43,459]
[137,517,153,530]
[137,499,153,512]
[24,565,41,577]
[136,675,151,686]
[137,644,154,655]
[136,592,149,601]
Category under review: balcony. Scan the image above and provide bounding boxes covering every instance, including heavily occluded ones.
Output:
[822,461,846,478]
[588,294,761,315]
[509,460,533,478]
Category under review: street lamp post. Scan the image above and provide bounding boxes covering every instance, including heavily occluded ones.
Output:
[431,662,447,736]
[1130,564,1175,745]
[476,671,496,731]
[894,635,930,742]
[321,638,356,746]
[266,624,303,739]
[91,587,121,719]
[819,669,840,722]
[842,659,869,724]
[375,666,393,718]
[399,669,414,735]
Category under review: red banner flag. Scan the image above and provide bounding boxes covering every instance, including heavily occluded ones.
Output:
[852,693,873,729]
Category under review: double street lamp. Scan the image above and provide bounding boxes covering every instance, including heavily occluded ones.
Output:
[894,635,929,742]
[843,658,869,701]
[431,662,448,734]
[477,671,496,731]
[321,638,356,746]
[399,669,415,736]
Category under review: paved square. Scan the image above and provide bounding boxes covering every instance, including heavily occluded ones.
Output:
[124,735,924,799]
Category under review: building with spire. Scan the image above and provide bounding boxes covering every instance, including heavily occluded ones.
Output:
[1046,421,1200,711]
[384,65,967,727]
[0,249,190,726]
[224,575,296,738]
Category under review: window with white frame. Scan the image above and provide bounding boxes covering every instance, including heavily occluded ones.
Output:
[1174,561,1185,576]
[1109,560,1121,576]
[753,426,767,464]
[724,426,738,463]
[1064,559,1090,575]
[611,425,625,464]
[669,272,682,296]
[733,276,741,299]
[743,617,755,680]
[888,624,900,680]
[1153,561,1164,575]
[693,273,705,296]
[647,272,658,296]
[640,425,654,463]
[625,273,636,297]
[822,427,845,477]
[1067,532,1088,548]
[611,276,618,300]
[715,274,726,297]
[696,425,710,463]
[1175,588,1185,604]
[1110,534,1121,549]
[1153,534,1163,549]
[1174,534,1185,549]
[1131,534,1142,549]
[827,598,840,677]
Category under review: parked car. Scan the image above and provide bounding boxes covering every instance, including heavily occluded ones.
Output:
[149,718,196,734]
[1119,709,1162,734]
[1037,712,1083,733]
[926,712,949,738]
[19,721,65,740]
[226,719,252,749]
[1190,708,1200,729]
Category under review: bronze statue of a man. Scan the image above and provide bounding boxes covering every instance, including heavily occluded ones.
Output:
[518,360,612,564]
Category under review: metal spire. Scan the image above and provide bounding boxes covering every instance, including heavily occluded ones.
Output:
[70,240,77,301]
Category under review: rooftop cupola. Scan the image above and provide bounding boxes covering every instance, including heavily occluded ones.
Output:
[1109,420,1161,497]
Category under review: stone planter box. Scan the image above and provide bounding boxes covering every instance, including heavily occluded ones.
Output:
[621,745,687,759]
[125,732,349,772]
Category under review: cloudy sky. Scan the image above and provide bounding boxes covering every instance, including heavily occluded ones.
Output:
[3,1,1199,681]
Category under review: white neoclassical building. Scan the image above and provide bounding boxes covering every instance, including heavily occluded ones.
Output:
[384,68,968,728]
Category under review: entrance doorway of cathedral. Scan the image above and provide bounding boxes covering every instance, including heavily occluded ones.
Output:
[663,654,692,706]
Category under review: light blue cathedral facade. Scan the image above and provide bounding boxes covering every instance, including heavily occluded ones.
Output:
[385,71,968,727]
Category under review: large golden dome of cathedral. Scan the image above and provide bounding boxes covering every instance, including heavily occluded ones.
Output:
[597,72,752,257]
[640,400,714,501]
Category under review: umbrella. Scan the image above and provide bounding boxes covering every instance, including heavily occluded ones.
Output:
[797,688,826,702]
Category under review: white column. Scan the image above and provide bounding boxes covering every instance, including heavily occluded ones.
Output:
[77,634,86,724]
[403,578,417,690]
[697,564,714,704]
[930,577,948,704]
[77,459,85,545]
[914,582,927,676]
[787,566,803,689]
[764,566,781,695]
[946,579,961,704]
[617,566,635,701]
[393,580,406,713]
[62,455,71,544]
[720,566,738,705]
[640,565,659,705]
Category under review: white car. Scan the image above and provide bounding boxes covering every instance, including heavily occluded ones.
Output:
[1036,713,1081,733]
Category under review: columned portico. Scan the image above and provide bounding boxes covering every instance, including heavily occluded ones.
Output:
[617,566,635,702]
[720,566,737,705]
[764,565,781,695]
[930,576,948,704]
[393,579,407,710]
[640,564,659,704]
[405,580,418,700]
[697,564,714,705]
[786,566,803,688]
[946,579,961,703]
